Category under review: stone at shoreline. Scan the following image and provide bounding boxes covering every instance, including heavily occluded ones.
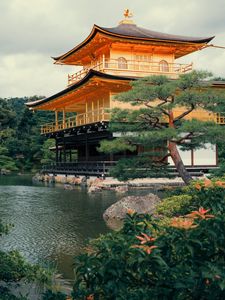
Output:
[88,177,104,193]
[114,185,129,193]
[1,168,11,175]
[103,193,161,230]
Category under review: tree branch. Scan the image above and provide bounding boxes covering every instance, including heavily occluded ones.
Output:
[174,104,195,122]
[145,102,154,108]
[171,132,194,144]
[133,98,154,108]
[157,100,168,107]
[157,153,171,163]
[158,107,170,116]
[138,114,166,129]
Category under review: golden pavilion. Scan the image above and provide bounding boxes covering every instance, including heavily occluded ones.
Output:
[26,10,224,175]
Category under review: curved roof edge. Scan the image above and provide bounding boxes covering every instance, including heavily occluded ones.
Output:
[25,70,133,108]
[53,24,214,63]
[26,72,225,109]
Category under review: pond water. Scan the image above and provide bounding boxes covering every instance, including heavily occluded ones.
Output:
[0,175,158,279]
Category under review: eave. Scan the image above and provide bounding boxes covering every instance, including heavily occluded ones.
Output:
[26,70,133,110]
[52,24,214,64]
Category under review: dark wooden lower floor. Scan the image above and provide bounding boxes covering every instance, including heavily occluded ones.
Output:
[43,121,218,177]
[41,161,218,177]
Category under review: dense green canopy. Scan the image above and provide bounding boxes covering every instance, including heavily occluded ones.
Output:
[0,97,54,173]
[99,71,225,183]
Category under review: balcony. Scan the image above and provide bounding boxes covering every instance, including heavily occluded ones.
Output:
[41,110,225,135]
[68,58,193,86]
[41,108,110,134]
[216,113,225,125]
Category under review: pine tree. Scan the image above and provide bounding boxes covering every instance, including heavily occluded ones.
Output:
[99,71,225,184]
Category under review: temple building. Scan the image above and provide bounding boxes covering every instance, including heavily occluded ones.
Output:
[26,11,225,176]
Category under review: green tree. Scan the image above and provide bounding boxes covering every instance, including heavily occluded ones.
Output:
[100,71,225,184]
[72,181,225,299]
[0,97,54,172]
[0,146,18,172]
[0,219,53,299]
[40,139,56,164]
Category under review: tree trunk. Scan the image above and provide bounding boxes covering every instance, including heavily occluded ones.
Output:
[168,111,192,185]
[168,141,192,185]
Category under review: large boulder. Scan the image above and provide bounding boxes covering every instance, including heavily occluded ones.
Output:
[103,193,161,230]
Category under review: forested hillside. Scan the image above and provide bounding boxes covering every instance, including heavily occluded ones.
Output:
[0,97,55,173]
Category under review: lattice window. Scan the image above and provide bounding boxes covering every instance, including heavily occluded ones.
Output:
[159,60,169,72]
[118,57,128,69]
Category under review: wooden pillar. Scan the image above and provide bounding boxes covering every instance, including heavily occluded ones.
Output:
[55,110,58,130]
[92,101,94,122]
[102,54,105,69]
[63,137,66,163]
[56,140,59,163]
[109,153,114,162]
[59,150,62,162]
[85,135,89,161]
[97,99,100,121]
[63,109,66,129]
[216,145,218,166]
[191,149,194,167]
[85,100,88,124]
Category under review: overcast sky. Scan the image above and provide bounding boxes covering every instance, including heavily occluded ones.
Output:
[1,0,225,98]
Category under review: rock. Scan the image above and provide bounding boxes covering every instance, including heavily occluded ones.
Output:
[103,193,161,230]
[114,185,128,193]
[88,185,103,193]
[87,177,104,193]
[48,175,55,183]
[70,176,87,185]
[1,168,11,175]
[64,184,74,190]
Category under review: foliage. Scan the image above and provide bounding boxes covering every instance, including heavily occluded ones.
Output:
[42,289,67,300]
[40,139,56,164]
[0,220,13,237]
[0,219,53,300]
[157,178,225,217]
[99,71,225,184]
[108,156,172,181]
[212,139,225,177]
[156,194,192,217]
[72,180,225,299]
[0,97,54,172]
[0,146,18,172]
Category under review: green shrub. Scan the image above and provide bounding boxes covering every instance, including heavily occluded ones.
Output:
[0,219,54,300]
[156,194,193,217]
[72,181,225,300]
[158,180,225,217]
[42,290,67,300]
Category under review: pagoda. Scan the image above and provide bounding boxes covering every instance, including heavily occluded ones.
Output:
[26,10,224,176]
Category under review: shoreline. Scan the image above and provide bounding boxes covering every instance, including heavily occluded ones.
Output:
[35,173,186,190]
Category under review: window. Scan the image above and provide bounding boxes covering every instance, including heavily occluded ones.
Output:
[134,55,151,62]
[159,60,169,72]
[118,57,128,69]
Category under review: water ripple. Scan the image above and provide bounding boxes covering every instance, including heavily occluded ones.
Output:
[0,183,116,278]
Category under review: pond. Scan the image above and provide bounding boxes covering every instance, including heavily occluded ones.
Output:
[0,175,158,279]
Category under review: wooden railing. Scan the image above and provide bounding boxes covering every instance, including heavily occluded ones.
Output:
[42,161,116,176]
[76,108,110,126]
[68,58,193,85]
[174,111,225,124]
[42,161,218,176]
[216,113,225,124]
[41,110,225,135]
[41,108,110,134]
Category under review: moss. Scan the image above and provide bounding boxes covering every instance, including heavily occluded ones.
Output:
[156,194,193,217]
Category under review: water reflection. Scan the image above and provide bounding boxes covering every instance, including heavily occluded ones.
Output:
[0,176,159,279]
